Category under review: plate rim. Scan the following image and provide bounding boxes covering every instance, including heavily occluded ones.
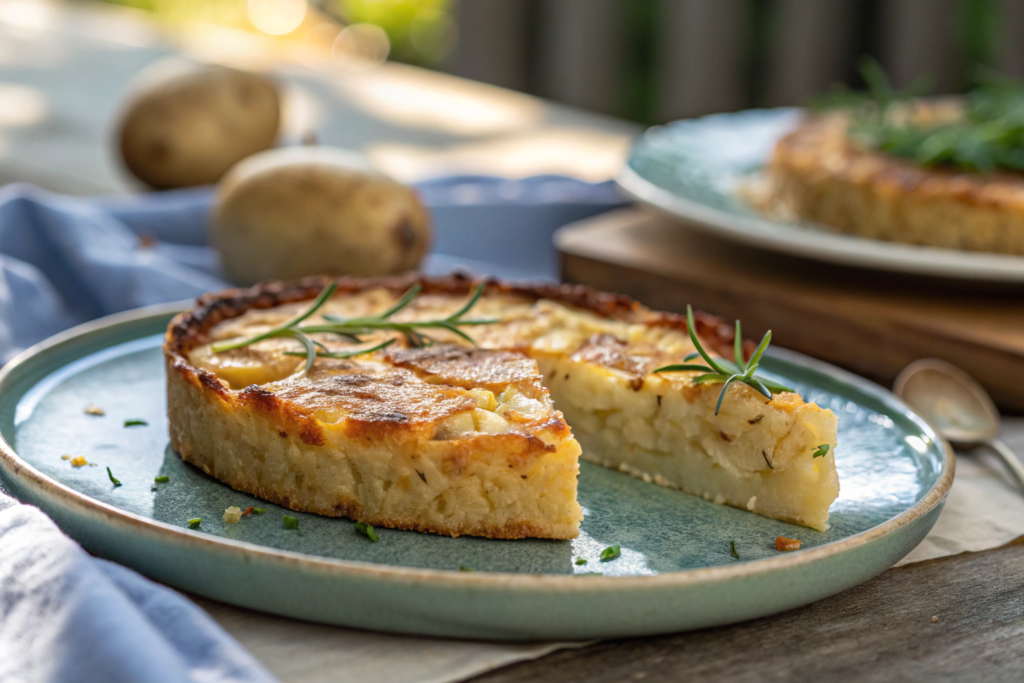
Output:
[0,304,955,591]
[617,110,1024,282]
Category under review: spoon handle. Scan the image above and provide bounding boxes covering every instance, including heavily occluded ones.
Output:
[983,438,1024,492]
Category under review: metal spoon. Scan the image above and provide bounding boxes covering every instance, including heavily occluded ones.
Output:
[894,358,1024,491]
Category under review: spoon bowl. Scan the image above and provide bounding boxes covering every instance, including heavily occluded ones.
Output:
[895,358,1024,491]
[893,359,1000,444]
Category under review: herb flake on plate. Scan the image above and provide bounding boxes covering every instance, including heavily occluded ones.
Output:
[354,522,379,542]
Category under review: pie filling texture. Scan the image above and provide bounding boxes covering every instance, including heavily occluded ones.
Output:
[164,276,839,540]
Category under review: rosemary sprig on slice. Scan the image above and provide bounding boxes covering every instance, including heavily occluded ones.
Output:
[211,282,498,372]
[653,305,794,415]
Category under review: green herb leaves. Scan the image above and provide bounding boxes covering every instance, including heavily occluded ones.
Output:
[252,508,266,514]
[654,305,794,415]
[154,475,169,483]
[186,518,201,529]
[106,467,122,487]
[818,57,1024,174]
[599,544,621,562]
[730,541,740,560]
[211,282,339,373]
[283,515,299,530]
[212,282,497,372]
[574,557,588,566]
[124,419,148,427]
[355,522,379,542]
[813,444,830,458]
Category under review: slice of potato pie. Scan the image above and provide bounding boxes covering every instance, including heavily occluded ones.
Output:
[164,275,839,539]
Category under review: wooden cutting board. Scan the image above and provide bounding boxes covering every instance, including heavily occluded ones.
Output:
[556,208,1024,412]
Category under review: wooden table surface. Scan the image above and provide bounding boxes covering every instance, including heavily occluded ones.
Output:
[470,541,1024,682]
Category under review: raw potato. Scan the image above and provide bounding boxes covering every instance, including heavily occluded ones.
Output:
[118,60,280,189]
[211,147,431,285]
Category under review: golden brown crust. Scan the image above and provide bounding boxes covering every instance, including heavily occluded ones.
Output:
[386,345,542,395]
[165,273,737,360]
[270,369,477,437]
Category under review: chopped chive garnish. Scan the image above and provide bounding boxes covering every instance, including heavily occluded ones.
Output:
[154,475,169,483]
[599,544,621,562]
[106,467,122,487]
[187,518,201,529]
[458,566,474,572]
[124,419,148,427]
[252,508,266,514]
[730,541,740,559]
[283,515,299,530]
[813,444,830,458]
[354,522,379,542]
[575,557,588,565]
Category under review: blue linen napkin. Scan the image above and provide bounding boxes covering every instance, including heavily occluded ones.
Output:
[0,490,278,683]
[0,176,625,682]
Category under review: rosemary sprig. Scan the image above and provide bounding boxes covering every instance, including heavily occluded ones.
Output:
[653,305,794,415]
[282,338,395,360]
[211,282,498,371]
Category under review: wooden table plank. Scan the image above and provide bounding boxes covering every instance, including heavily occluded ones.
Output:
[471,541,1024,682]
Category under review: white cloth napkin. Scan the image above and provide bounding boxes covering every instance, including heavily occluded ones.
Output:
[899,418,1024,565]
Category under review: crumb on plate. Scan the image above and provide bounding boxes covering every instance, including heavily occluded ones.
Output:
[775,536,802,552]
[223,506,243,523]
[70,456,88,467]
[84,405,105,416]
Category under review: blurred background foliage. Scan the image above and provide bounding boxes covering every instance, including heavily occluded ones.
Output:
[89,0,1015,125]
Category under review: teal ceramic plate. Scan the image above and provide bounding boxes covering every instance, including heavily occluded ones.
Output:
[618,108,1024,282]
[0,304,953,640]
